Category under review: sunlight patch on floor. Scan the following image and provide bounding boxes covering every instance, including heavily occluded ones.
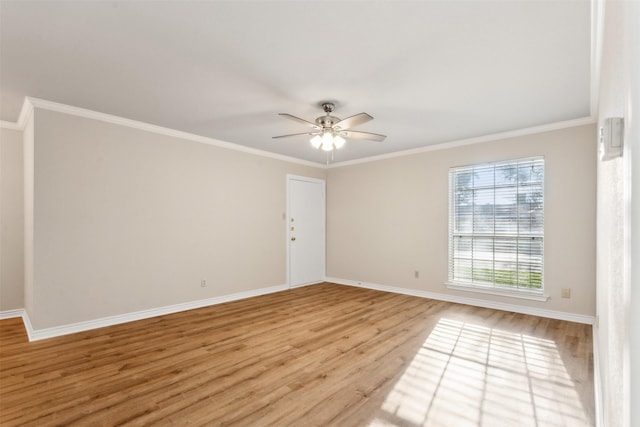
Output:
[368,318,590,427]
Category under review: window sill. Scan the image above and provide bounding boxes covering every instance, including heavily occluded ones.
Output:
[445,282,550,302]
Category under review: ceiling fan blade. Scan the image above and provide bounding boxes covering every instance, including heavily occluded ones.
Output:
[333,113,373,130]
[278,113,321,130]
[342,130,387,142]
[272,132,320,139]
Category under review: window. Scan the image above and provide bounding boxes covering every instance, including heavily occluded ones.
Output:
[448,157,544,295]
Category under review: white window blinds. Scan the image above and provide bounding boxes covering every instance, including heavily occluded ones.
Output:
[448,157,544,292]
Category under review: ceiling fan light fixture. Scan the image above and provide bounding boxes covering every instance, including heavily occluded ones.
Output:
[310,135,322,149]
[274,102,386,155]
[322,131,333,144]
[321,131,334,151]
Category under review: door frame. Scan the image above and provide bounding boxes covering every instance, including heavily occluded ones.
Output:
[286,174,326,289]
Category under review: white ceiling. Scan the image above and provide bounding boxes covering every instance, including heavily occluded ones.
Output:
[0,1,592,164]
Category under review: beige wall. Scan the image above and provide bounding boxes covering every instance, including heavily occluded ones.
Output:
[327,124,596,316]
[596,1,640,426]
[0,127,24,310]
[28,108,324,329]
[23,114,34,321]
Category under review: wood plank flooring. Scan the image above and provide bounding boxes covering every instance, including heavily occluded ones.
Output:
[0,283,594,426]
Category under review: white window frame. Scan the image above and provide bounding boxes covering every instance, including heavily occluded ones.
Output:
[446,156,548,301]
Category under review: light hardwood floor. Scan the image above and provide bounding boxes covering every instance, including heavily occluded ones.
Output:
[0,283,593,426]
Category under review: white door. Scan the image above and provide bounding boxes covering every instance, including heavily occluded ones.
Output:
[287,175,325,288]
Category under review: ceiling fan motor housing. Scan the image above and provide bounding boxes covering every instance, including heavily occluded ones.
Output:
[316,102,340,129]
[316,115,340,129]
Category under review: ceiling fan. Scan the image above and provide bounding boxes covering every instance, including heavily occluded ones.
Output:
[273,102,386,151]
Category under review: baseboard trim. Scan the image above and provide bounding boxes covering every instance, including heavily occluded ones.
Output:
[6,280,595,341]
[0,309,35,341]
[21,284,288,342]
[22,310,35,342]
[0,309,25,319]
[326,277,595,325]
[289,280,325,289]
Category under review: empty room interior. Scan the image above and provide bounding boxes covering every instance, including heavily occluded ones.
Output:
[0,1,638,426]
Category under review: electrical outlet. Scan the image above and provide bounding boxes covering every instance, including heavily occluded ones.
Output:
[201,279,207,288]
[561,288,571,298]
[414,270,419,279]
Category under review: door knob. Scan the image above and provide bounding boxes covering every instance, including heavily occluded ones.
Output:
[291,237,296,241]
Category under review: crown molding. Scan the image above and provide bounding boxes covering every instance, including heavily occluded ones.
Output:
[2,97,597,170]
[0,120,22,131]
[0,97,34,130]
[328,116,597,168]
[18,97,35,128]
[2,97,324,169]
